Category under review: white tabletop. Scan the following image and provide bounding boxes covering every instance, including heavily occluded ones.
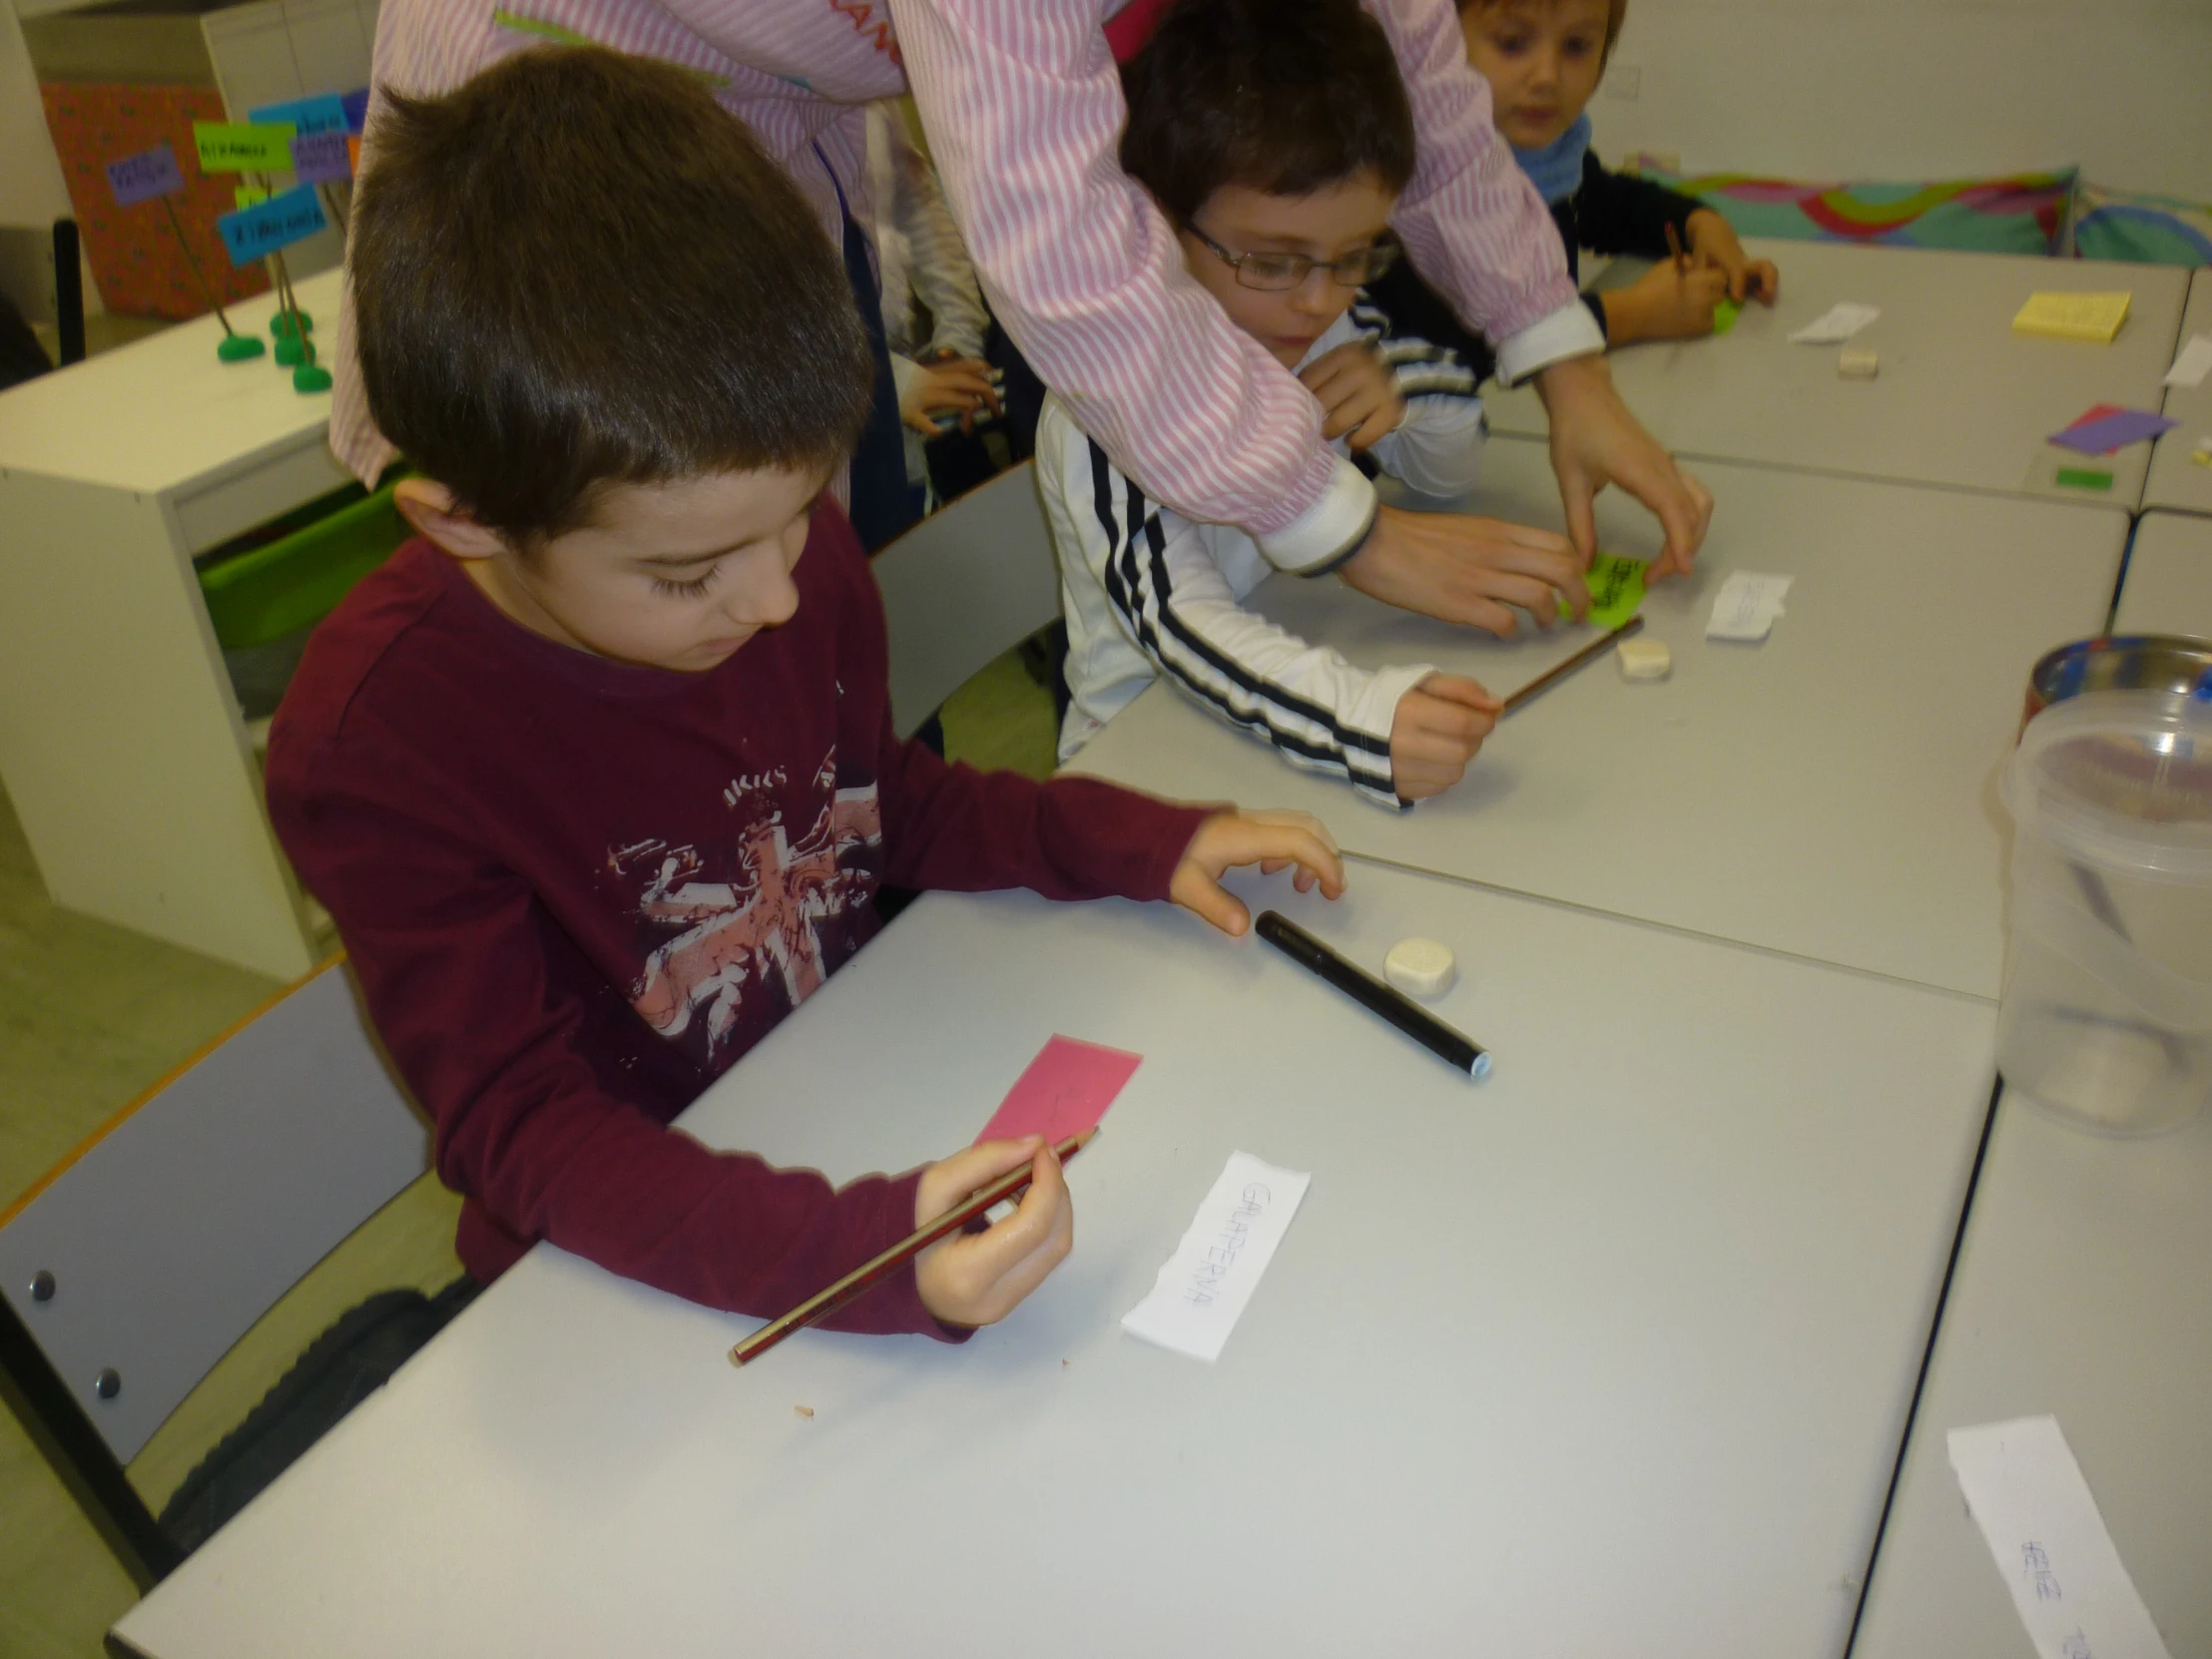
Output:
[2144,268,2212,516]
[1068,440,2124,999]
[115,866,2001,1659]
[2112,510,2212,637]
[0,268,344,497]
[1486,240,2189,504]
[1847,1090,2212,1659]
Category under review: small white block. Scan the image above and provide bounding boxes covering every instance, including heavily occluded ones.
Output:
[1617,638,1672,681]
[1839,346,1879,379]
[1384,937,1456,998]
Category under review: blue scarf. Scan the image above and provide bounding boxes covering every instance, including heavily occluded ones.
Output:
[1511,114,1592,206]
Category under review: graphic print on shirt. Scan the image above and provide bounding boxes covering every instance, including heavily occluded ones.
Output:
[622,752,882,1055]
[825,0,899,64]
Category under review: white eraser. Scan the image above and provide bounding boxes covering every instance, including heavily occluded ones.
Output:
[1383,937,1456,998]
[1617,638,1672,681]
[1839,346,1879,379]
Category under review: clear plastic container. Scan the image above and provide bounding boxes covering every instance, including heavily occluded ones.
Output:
[1998,690,2212,1135]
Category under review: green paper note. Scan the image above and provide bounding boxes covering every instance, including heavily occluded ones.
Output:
[233,185,268,210]
[1711,297,1741,336]
[2055,467,2114,492]
[1585,552,1647,630]
[194,121,295,174]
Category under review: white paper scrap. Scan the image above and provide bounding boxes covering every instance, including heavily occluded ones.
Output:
[2163,333,2212,389]
[1946,1416,2172,1659]
[1706,571,1794,642]
[1120,1152,1310,1363]
[1789,301,1881,344]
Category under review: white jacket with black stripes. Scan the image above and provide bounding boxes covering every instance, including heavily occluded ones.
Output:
[1038,297,1486,809]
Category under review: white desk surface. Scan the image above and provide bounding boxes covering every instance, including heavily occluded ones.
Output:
[2145,268,2212,516]
[114,866,2000,1659]
[2112,510,2212,637]
[1848,1090,2212,1659]
[1486,240,2189,504]
[0,268,344,498]
[1068,440,2124,1000]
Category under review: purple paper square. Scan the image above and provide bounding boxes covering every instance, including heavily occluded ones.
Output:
[291,131,352,184]
[105,144,185,208]
[2049,408,2179,455]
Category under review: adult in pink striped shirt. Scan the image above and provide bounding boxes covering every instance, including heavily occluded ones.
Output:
[329,0,1710,625]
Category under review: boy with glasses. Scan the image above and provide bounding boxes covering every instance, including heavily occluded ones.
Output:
[1041,0,1587,808]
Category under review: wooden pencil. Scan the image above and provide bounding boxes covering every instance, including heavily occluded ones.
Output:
[729,1129,1096,1367]
[1502,615,1645,716]
[1664,220,1687,275]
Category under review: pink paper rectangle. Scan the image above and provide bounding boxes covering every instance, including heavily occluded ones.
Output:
[975,1035,1142,1145]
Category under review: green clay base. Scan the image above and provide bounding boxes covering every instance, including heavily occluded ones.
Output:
[291,362,333,393]
[270,309,314,337]
[275,335,306,366]
[217,333,267,362]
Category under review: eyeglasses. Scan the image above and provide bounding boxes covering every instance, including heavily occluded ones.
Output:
[1184,222,1401,291]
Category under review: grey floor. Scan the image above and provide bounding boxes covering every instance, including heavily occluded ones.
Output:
[0,645,1057,1652]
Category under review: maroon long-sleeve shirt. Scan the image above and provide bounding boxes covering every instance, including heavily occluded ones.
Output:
[267,503,1208,1336]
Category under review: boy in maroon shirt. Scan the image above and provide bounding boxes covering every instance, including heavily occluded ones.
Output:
[269,47,1344,1341]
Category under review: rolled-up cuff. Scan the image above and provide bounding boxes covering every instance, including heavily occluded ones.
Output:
[1256,453,1380,576]
[1493,301,1606,388]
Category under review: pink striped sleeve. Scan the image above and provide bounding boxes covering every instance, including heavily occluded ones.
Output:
[1370,0,1579,343]
[888,0,1581,566]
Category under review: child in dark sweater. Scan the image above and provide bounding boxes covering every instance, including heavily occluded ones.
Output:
[269,47,1344,1343]
[1374,0,1779,375]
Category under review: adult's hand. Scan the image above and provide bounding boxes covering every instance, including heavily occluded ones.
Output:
[1340,506,1588,638]
[1535,353,1713,582]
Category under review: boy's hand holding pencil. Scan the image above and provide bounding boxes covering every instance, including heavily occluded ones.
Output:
[911,1135,1077,1328]
[731,1133,1090,1363]
[1390,675,1502,802]
[1608,260,1732,345]
[1685,209,1780,305]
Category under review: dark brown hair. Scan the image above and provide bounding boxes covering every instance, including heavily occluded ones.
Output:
[1458,0,1631,63]
[1118,0,1417,227]
[349,47,872,542]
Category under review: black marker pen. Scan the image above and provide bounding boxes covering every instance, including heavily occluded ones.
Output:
[1255,912,1491,1080]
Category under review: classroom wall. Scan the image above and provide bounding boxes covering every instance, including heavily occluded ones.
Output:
[1590,0,2212,203]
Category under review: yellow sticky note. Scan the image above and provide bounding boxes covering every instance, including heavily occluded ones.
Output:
[2012,291,2132,343]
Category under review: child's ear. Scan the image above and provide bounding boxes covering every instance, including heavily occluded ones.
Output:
[393,477,510,563]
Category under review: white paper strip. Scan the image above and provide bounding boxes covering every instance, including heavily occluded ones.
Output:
[2162,333,2212,389]
[1946,1416,2172,1659]
[1789,301,1881,344]
[1706,571,1794,642]
[1121,1152,1310,1363]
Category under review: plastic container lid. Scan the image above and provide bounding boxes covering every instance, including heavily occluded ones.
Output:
[2004,690,2212,879]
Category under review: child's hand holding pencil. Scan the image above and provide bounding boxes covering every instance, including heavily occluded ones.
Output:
[730,1133,1087,1366]
[911,1135,1077,1328]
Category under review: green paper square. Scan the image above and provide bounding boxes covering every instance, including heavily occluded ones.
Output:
[194,120,296,174]
[1711,297,1742,335]
[1585,552,1647,630]
[2054,467,2114,492]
